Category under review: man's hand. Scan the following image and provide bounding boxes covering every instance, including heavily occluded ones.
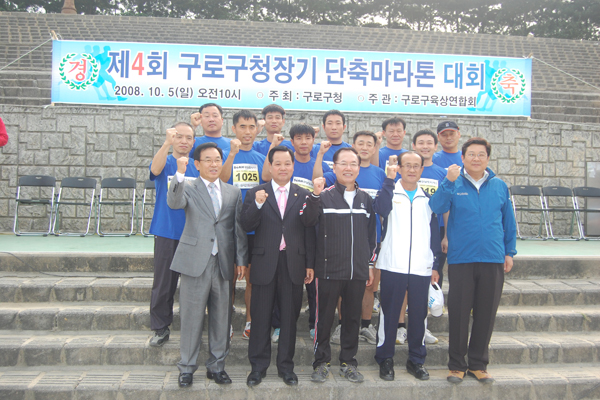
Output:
[504,256,513,273]
[388,155,398,166]
[270,134,284,148]
[374,131,383,148]
[318,140,331,155]
[257,119,265,132]
[190,112,202,129]
[236,265,247,281]
[313,126,321,135]
[229,139,241,156]
[447,164,461,182]
[431,270,439,284]
[313,177,326,195]
[165,128,176,147]
[304,269,314,285]
[441,236,448,254]
[255,190,268,204]
[176,156,189,174]
[366,268,375,287]
[387,163,398,179]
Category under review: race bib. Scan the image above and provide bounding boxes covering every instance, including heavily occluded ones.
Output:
[167,175,195,190]
[293,176,314,192]
[362,188,378,199]
[233,164,260,189]
[324,160,334,169]
[419,178,439,196]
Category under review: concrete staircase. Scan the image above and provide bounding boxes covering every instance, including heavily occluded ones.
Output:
[0,253,599,399]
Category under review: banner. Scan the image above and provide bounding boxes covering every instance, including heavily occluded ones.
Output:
[51,40,532,116]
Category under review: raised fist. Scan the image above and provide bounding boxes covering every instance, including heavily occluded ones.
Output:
[388,155,398,166]
[447,164,461,182]
[387,163,398,179]
[271,134,284,147]
[176,156,189,174]
[374,131,383,147]
[255,190,268,204]
[313,177,326,195]
[319,141,331,155]
[257,119,265,132]
[165,128,176,146]
[190,112,202,128]
[230,139,241,155]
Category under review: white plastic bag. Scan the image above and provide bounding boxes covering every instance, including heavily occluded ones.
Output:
[428,282,444,317]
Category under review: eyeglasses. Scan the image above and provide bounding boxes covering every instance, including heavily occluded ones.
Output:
[400,164,421,171]
[465,153,488,159]
[200,158,222,165]
[335,162,359,168]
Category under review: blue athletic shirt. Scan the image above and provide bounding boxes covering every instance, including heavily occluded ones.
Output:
[324,164,386,242]
[291,157,331,192]
[406,188,417,202]
[310,141,351,169]
[225,149,265,202]
[252,138,295,156]
[432,150,463,169]
[149,155,199,240]
[379,146,407,171]
[189,135,232,158]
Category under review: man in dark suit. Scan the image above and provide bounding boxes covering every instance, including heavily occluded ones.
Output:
[241,146,316,387]
[167,142,248,388]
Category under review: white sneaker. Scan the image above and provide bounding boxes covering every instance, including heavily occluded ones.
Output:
[271,328,280,343]
[396,327,407,345]
[373,297,381,313]
[330,324,341,344]
[359,324,377,344]
[424,329,438,344]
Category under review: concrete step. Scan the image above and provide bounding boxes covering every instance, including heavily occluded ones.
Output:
[3,253,600,279]
[0,330,599,368]
[0,363,599,400]
[2,272,600,307]
[1,302,599,333]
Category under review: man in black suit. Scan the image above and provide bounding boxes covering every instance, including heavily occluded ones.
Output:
[241,146,316,387]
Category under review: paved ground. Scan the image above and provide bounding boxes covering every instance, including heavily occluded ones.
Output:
[1,233,599,256]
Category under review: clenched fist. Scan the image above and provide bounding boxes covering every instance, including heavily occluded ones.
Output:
[230,139,241,155]
[387,163,398,179]
[318,141,331,155]
[270,134,284,148]
[446,164,461,182]
[176,156,189,174]
[165,128,176,147]
[190,112,202,128]
[313,177,326,195]
[255,189,268,204]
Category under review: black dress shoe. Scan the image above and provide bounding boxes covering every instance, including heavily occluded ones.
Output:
[178,372,193,387]
[278,371,298,386]
[406,359,430,380]
[207,370,232,384]
[247,370,266,387]
[379,358,394,381]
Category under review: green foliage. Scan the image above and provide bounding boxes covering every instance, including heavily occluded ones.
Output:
[6,0,600,40]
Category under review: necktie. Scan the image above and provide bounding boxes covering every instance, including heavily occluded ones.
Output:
[278,187,287,250]
[208,182,220,255]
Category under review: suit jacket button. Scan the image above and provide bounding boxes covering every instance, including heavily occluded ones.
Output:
[211,239,214,242]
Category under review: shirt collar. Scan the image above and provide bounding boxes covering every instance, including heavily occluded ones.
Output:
[271,179,291,193]
[464,169,489,186]
[201,177,221,191]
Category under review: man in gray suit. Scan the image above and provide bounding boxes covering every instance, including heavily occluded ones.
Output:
[167,141,248,387]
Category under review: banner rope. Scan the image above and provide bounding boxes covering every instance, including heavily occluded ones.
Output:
[0,31,60,72]
[529,55,600,93]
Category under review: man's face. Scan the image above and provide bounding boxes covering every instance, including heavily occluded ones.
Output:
[291,133,315,156]
[199,106,224,135]
[412,134,436,161]
[232,117,257,146]
[399,153,423,186]
[194,147,222,182]
[264,111,285,134]
[352,135,376,164]
[270,150,294,186]
[333,150,360,188]
[173,125,194,156]
[323,114,346,142]
[384,123,405,148]
[438,129,461,152]
[462,144,489,177]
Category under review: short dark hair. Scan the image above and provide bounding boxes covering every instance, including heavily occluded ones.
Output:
[352,131,377,145]
[289,124,315,139]
[399,150,424,167]
[333,147,361,164]
[173,122,195,131]
[262,104,285,118]
[322,110,346,125]
[193,142,223,161]
[199,103,223,116]
[268,145,295,164]
[412,129,438,145]
[232,110,257,126]
[462,137,491,157]
[382,117,406,130]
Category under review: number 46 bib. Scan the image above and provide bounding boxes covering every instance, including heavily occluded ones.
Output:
[233,164,260,189]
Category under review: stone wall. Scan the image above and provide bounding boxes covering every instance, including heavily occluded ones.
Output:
[1,103,598,235]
